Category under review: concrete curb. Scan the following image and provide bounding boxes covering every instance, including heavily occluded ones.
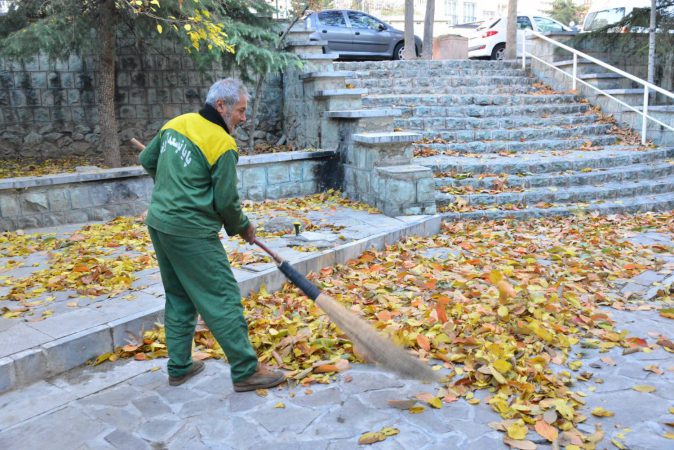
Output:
[0,214,442,394]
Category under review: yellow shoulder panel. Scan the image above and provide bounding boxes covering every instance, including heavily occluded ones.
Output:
[161,113,237,166]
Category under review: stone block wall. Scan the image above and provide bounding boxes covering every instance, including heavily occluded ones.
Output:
[0,37,284,160]
[0,151,337,231]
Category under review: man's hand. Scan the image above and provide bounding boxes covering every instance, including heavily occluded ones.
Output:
[240,222,256,244]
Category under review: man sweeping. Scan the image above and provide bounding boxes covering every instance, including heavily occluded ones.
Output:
[138,78,285,392]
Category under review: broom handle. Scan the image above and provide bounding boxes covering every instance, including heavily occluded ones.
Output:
[252,237,284,265]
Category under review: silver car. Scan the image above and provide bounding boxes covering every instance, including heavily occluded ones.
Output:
[305,9,422,60]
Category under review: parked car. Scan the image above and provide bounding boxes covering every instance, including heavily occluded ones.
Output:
[305,9,422,60]
[581,0,650,32]
[468,15,574,60]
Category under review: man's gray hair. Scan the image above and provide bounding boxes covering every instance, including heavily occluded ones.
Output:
[205,78,249,107]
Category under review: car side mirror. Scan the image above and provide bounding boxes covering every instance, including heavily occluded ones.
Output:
[377,23,386,31]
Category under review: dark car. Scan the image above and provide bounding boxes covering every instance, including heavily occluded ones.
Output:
[305,9,422,60]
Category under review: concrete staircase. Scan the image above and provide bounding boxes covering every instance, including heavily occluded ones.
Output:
[335,60,674,219]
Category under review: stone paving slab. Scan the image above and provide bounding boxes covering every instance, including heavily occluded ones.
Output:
[0,207,442,393]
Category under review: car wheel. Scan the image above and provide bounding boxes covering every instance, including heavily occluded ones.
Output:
[393,42,404,60]
[491,44,506,60]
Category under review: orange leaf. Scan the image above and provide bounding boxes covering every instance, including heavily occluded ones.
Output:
[535,420,559,442]
[315,364,339,373]
[417,334,431,352]
[72,263,90,272]
[436,305,448,323]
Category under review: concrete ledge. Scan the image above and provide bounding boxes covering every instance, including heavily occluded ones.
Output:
[238,149,335,165]
[299,71,355,81]
[603,88,645,95]
[553,59,596,67]
[285,40,326,47]
[314,89,368,98]
[324,108,402,119]
[0,213,441,393]
[0,167,146,190]
[297,53,339,60]
[352,132,420,144]
[578,73,623,80]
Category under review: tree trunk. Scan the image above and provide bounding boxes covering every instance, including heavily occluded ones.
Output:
[247,74,266,155]
[98,0,121,167]
[421,0,435,60]
[505,0,518,60]
[648,0,656,86]
[404,0,416,60]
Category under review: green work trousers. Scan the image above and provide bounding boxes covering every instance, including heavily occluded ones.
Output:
[148,227,258,382]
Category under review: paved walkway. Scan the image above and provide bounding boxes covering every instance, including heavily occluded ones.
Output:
[0,210,673,449]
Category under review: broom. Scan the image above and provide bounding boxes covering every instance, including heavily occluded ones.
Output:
[130,138,438,382]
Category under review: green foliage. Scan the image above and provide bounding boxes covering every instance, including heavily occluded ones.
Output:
[544,0,587,27]
[0,0,300,80]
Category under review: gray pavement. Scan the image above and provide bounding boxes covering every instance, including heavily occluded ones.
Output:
[1,211,673,449]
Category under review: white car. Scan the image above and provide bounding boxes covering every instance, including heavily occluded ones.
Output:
[468,15,574,60]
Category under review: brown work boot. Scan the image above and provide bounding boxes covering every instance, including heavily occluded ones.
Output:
[233,363,285,392]
[168,360,205,386]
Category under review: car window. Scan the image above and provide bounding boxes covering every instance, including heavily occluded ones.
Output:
[517,16,533,30]
[584,8,626,31]
[347,11,383,30]
[318,11,346,27]
[533,16,566,32]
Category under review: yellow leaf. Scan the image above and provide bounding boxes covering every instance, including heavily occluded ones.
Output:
[92,352,113,366]
[660,308,674,319]
[274,402,285,408]
[184,23,192,31]
[669,407,674,414]
[497,305,509,318]
[554,399,574,420]
[409,406,425,414]
[664,432,674,439]
[156,24,163,34]
[506,420,528,440]
[611,438,625,449]
[358,432,386,445]
[493,359,512,374]
[632,385,656,393]
[591,407,614,417]
[381,427,400,436]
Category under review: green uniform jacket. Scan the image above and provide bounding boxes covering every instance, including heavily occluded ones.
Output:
[139,105,249,238]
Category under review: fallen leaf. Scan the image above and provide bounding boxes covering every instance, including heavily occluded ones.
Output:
[358,431,386,445]
[591,407,614,417]
[632,385,656,393]
[503,437,537,449]
[256,389,268,397]
[274,402,285,408]
[506,420,528,440]
[535,420,558,442]
[659,308,674,319]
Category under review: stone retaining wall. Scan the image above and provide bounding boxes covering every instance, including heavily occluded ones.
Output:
[0,37,284,160]
[0,150,337,231]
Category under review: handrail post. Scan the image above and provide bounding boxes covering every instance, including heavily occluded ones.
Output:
[642,86,649,145]
[522,31,526,70]
[572,53,577,91]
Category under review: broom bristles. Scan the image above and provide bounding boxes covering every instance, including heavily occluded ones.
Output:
[315,294,440,382]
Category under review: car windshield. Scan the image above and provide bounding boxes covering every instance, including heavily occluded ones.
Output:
[533,16,567,32]
[584,8,626,31]
[477,18,499,31]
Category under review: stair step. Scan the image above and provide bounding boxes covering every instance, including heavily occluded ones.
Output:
[363,93,580,107]
[334,60,521,71]
[364,101,591,118]
[314,88,367,98]
[416,145,673,174]
[352,131,420,145]
[324,108,402,119]
[410,123,613,144]
[394,113,598,131]
[441,191,674,220]
[360,85,534,96]
[345,68,527,78]
[435,160,674,190]
[436,174,674,206]
[348,76,535,88]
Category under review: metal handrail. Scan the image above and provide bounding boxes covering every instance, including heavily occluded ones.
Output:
[522,30,674,145]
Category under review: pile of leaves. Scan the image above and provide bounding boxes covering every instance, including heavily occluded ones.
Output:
[108,212,674,447]
[2,217,154,318]
[0,157,105,179]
